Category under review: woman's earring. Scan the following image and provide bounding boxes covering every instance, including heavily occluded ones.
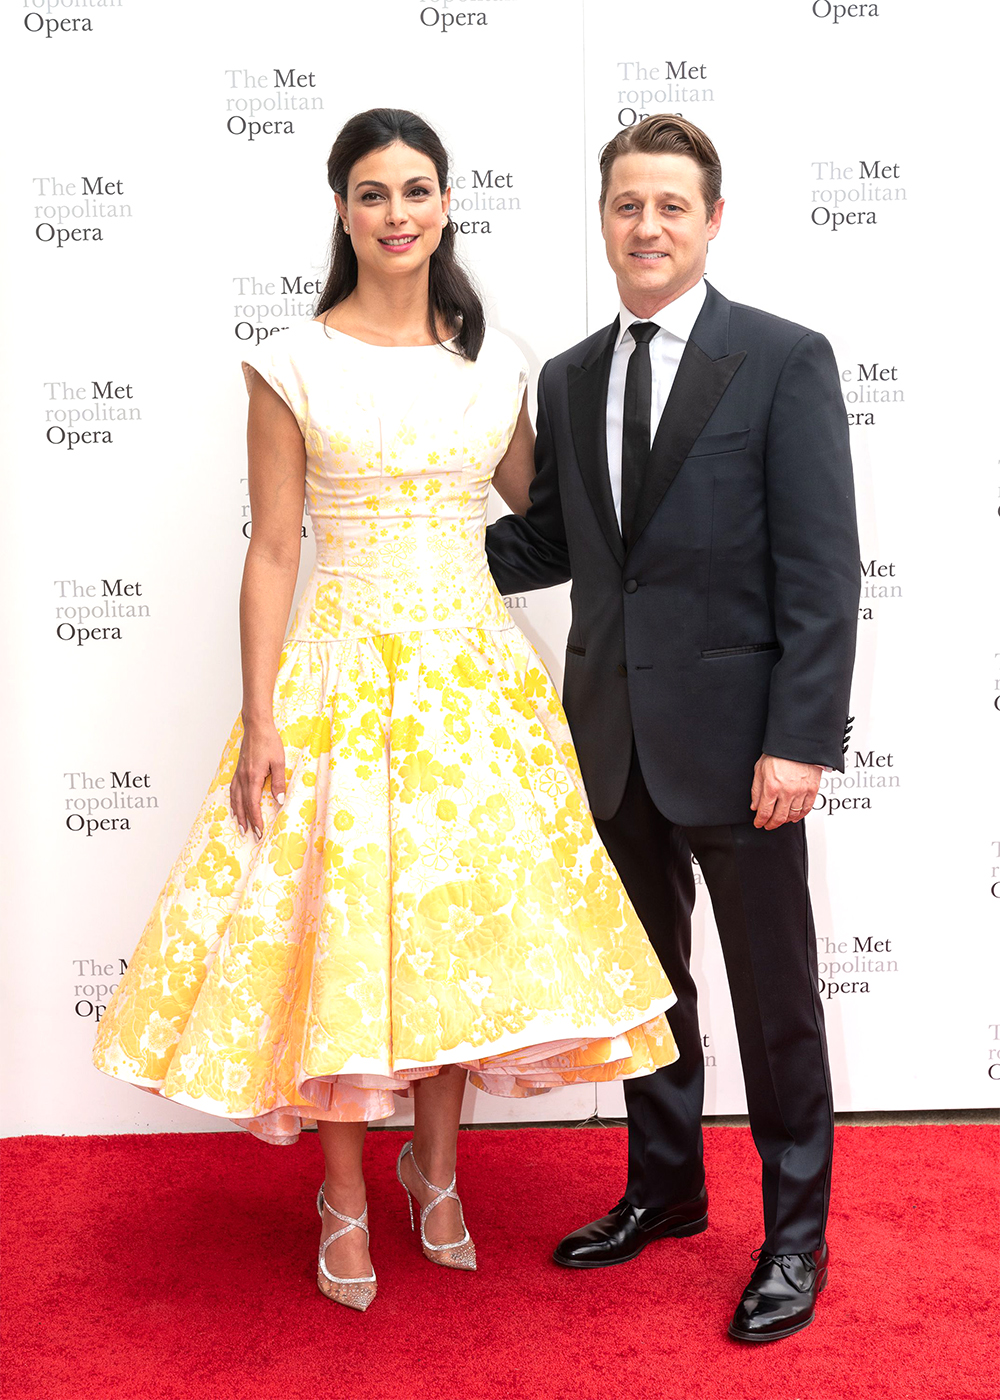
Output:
[342,223,350,234]
[442,216,448,226]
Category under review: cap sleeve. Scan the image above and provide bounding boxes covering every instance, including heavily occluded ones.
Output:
[240,334,308,430]
[504,339,529,449]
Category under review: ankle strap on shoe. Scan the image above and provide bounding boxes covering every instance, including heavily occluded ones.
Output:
[317,1185,369,1243]
[402,1141,460,1209]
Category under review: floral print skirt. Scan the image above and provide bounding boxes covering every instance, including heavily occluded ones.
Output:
[93,627,678,1144]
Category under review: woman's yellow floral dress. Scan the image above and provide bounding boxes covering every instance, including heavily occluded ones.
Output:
[92,322,678,1144]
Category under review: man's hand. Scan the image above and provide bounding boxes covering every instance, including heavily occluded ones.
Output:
[750,754,823,830]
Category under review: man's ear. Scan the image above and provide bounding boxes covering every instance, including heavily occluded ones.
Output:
[707,197,725,241]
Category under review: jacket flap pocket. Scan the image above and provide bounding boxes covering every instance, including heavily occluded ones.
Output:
[687,428,750,458]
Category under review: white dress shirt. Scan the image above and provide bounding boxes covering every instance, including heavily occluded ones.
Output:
[606,277,708,528]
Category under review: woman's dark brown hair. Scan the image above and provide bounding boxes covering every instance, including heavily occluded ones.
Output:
[315,108,485,361]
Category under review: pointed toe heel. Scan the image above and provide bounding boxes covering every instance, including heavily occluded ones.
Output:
[318,1275,377,1312]
[396,1141,477,1272]
[316,1183,378,1311]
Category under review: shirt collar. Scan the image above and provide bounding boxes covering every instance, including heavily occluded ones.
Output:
[614,276,708,351]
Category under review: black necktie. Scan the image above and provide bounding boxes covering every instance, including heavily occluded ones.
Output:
[619,321,659,546]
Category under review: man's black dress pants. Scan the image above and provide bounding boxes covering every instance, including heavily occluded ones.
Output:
[594,749,834,1254]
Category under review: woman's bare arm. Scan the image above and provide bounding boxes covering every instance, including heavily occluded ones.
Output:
[230,375,306,839]
[491,396,536,516]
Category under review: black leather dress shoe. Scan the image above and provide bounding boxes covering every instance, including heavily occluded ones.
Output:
[728,1243,829,1342]
[553,1190,708,1269]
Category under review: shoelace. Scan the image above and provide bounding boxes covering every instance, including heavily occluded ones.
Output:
[749,1249,817,1290]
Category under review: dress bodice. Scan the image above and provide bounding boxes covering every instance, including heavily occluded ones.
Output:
[242,323,527,640]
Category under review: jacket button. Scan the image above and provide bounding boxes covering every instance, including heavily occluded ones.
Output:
[624,579,638,594]
[617,663,627,677]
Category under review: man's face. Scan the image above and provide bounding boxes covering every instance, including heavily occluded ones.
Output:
[601,151,723,313]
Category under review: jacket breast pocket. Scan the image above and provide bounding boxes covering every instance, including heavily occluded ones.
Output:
[687,428,751,458]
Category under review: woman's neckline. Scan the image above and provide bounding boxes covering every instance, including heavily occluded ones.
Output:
[310,319,455,349]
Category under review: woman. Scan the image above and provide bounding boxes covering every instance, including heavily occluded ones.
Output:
[93,109,678,1312]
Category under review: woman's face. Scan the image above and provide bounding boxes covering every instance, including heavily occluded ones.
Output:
[337,142,450,282]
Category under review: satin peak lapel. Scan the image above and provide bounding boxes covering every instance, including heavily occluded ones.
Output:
[626,339,746,553]
[567,327,623,565]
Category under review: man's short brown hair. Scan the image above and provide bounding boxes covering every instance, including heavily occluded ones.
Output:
[599,114,722,217]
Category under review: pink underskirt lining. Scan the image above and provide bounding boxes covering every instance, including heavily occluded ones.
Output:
[224,1031,664,1144]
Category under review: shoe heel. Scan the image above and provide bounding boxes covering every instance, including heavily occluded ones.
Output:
[667,1213,709,1239]
[395,1144,416,1232]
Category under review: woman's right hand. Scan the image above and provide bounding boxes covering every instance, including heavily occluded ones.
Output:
[230,719,287,840]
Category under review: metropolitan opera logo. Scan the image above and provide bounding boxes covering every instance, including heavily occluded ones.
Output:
[72,956,126,1022]
[63,767,158,836]
[232,273,324,347]
[53,577,149,645]
[613,60,713,128]
[32,173,130,248]
[224,67,323,142]
[809,159,905,232]
[44,378,139,449]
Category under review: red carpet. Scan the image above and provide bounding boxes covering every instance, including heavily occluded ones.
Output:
[2,1125,997,1400]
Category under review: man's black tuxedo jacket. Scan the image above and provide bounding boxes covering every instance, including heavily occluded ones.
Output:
[486,282,861,826]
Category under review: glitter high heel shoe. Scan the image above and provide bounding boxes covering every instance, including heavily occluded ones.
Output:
[316,1184,377,1311]
[395,1141,477,1271]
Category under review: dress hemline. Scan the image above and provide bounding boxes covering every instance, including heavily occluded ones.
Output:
[94,989,679,1139]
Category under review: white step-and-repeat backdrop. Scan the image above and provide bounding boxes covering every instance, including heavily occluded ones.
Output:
[2,0,996,1136]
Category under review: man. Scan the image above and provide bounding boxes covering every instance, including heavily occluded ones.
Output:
[486,114,859,1342]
